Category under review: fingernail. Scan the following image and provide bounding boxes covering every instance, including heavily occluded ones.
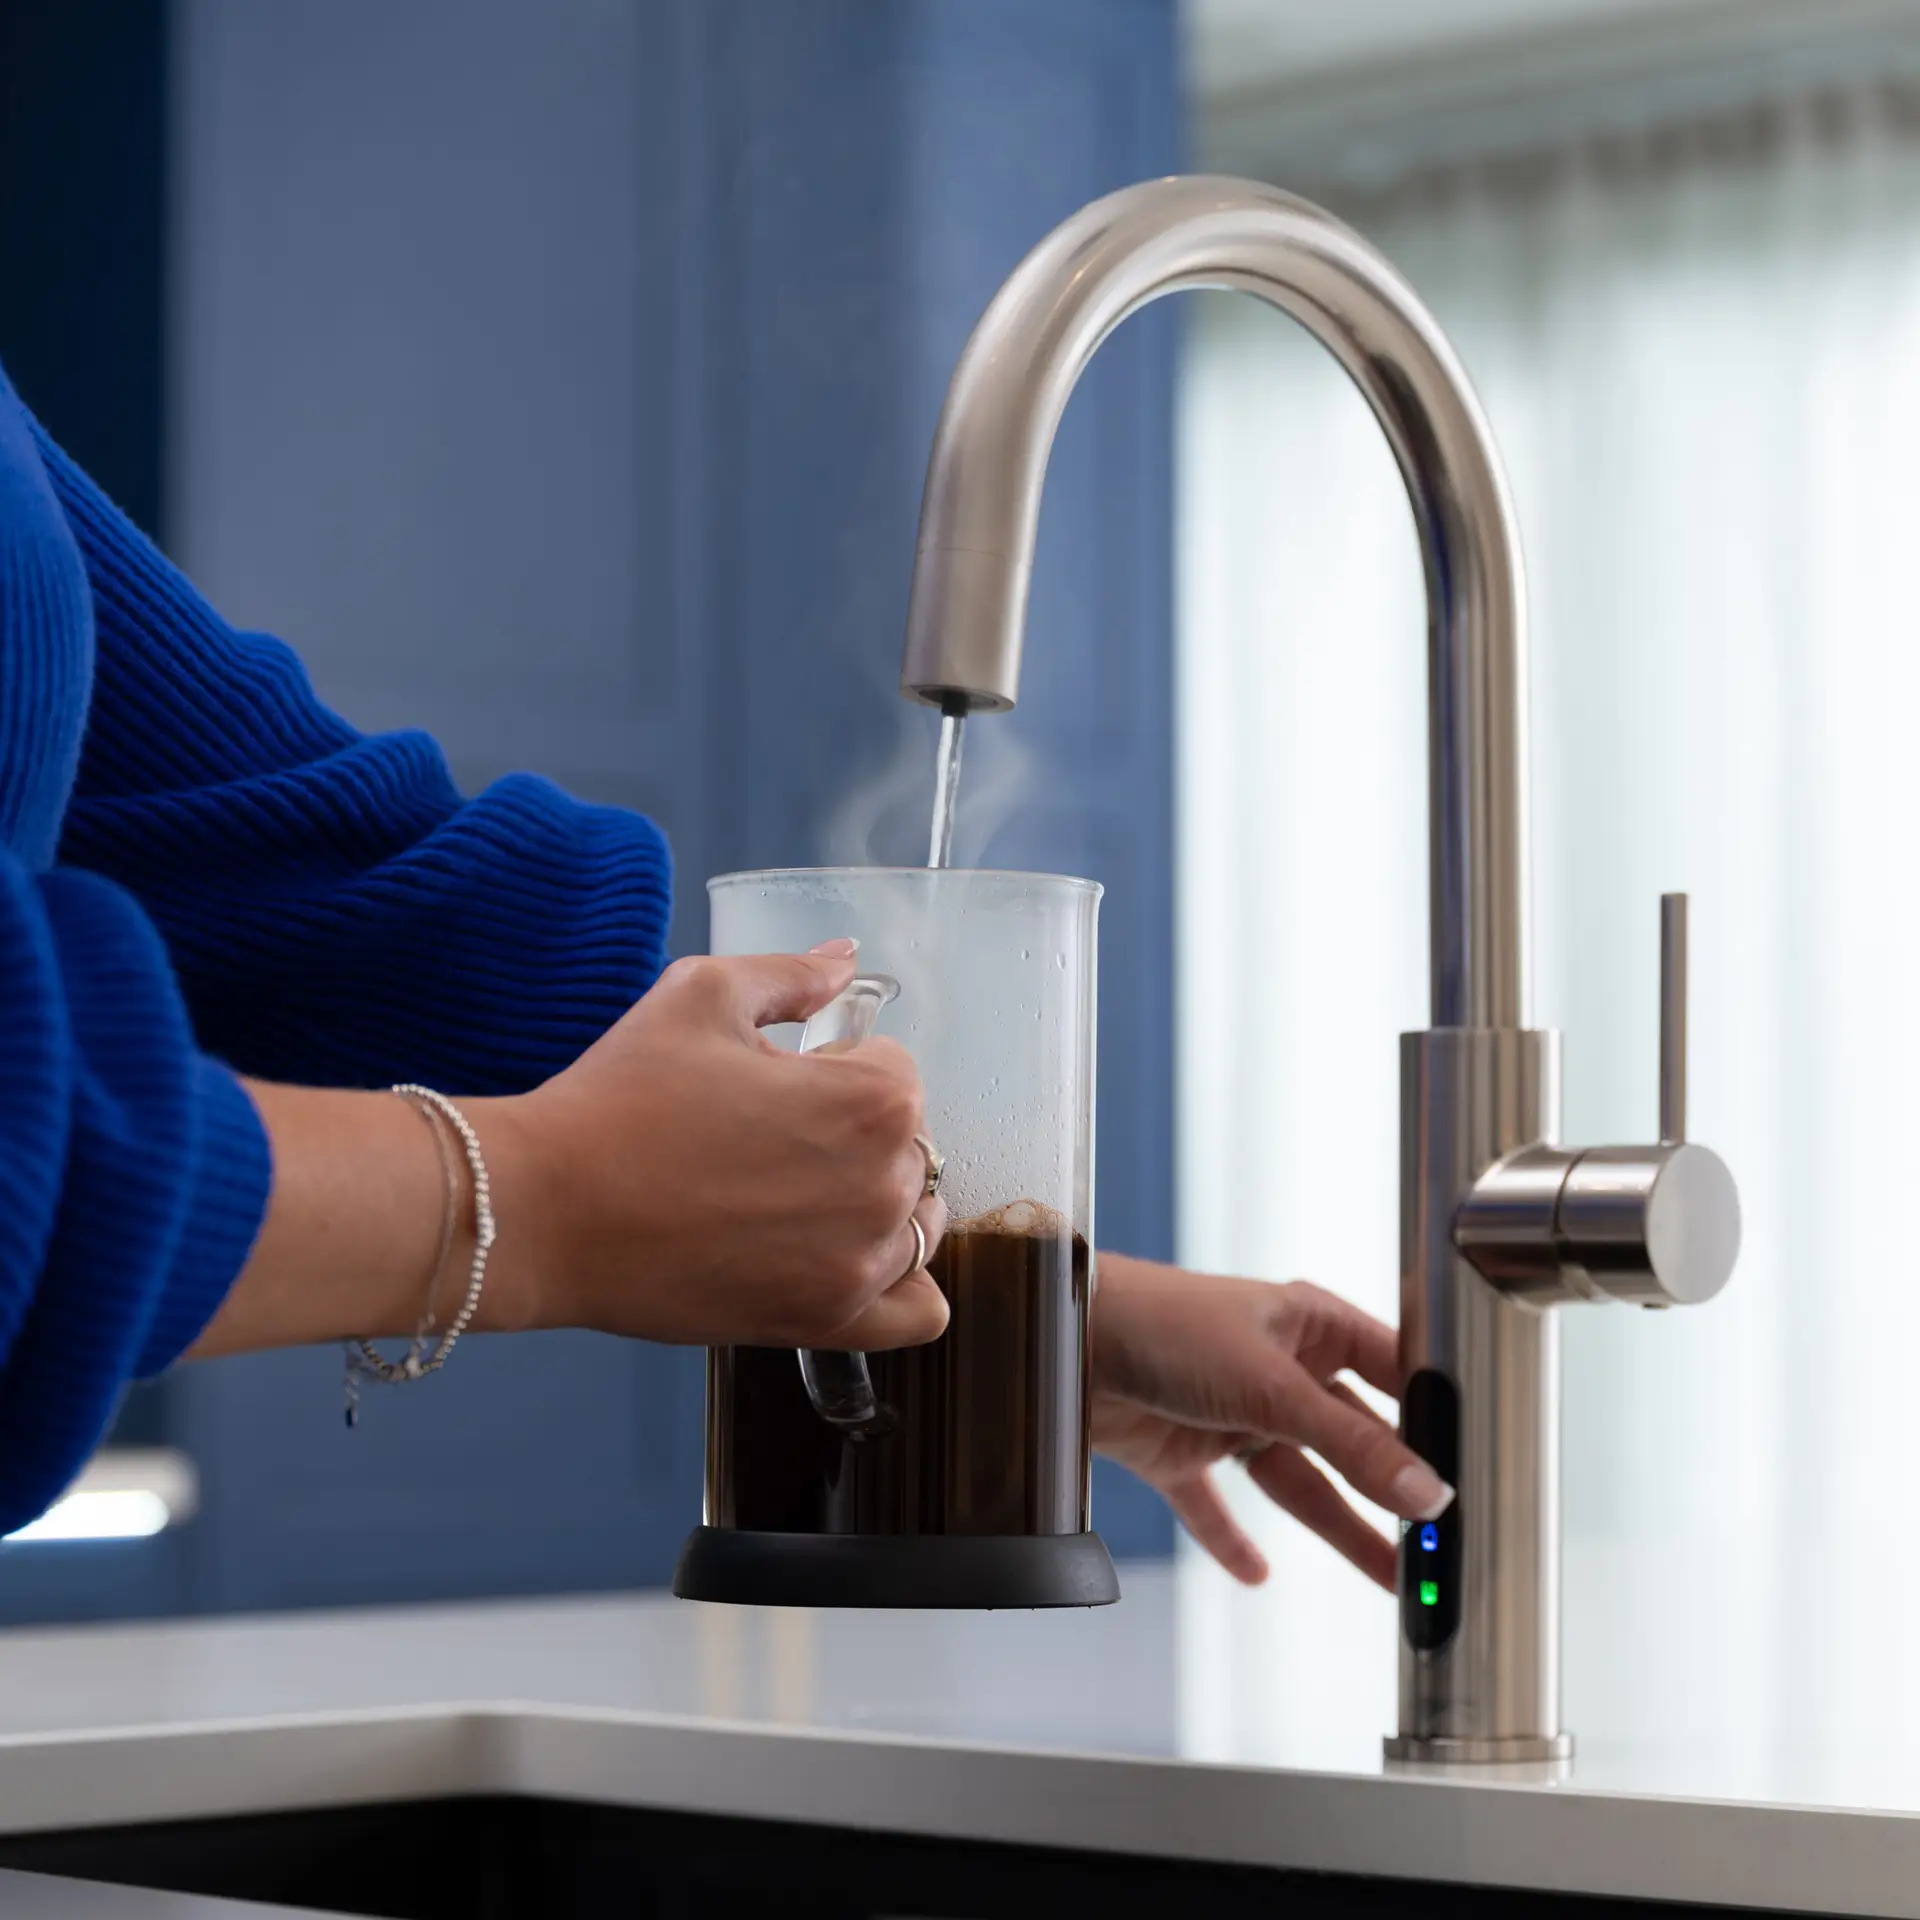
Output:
[809,937,859,958]
[1390,1463,1455,1520]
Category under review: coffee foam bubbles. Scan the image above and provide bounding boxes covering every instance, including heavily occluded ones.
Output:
[947,1198,1072,1238]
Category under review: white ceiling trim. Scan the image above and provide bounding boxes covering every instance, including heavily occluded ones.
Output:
[1186,0,1724,100]
[1194,0,1920,192]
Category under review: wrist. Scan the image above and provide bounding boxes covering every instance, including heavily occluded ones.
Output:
[1089,1248,1131,1390]
[464,1094,571,1333]
[1088,1251,1177,1398]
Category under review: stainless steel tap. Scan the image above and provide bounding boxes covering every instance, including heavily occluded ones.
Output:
[896,174,1741,1763]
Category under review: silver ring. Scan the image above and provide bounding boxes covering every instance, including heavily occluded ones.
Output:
[914,1132,946,1197]
[900,1211,930,1281]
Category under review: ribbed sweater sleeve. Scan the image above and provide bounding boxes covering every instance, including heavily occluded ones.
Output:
[34,426,675,1094]
[0,389,272,1533]
[0,856,270,1532]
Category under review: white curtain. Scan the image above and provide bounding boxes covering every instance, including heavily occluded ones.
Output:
[1176,88,1920,1792]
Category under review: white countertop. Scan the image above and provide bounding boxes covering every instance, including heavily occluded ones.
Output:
[0,1871,308,1918]
[2,1560,1918,1914]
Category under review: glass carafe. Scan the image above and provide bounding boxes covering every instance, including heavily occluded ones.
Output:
[676,866,1116,1609]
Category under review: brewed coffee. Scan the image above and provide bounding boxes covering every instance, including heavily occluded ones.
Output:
[706,1200,1091,1537]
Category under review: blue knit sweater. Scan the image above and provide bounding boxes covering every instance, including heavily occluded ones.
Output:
[0,365,672,1533]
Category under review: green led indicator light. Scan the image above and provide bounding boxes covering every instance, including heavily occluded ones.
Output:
[1419,1580,1440,1607]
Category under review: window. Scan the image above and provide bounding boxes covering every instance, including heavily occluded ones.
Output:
[1177,81,1920,1773]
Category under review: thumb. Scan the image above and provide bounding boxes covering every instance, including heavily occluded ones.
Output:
[830,1271,951,1352]
[707,942,859,1032]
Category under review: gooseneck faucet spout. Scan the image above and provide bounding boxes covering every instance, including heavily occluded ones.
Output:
[901,175,1527,1031]
[899,175,1741,1765]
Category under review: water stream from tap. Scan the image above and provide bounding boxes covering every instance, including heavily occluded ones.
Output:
[926,702,968,869]
[798,697,967,1438]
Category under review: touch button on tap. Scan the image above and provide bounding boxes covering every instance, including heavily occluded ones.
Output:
[1401,1368,1461,1652]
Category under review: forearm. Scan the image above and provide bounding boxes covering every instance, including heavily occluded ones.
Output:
[1095,1250,1168,1294]
[1090,1250,1182,1393]
[188,1082,555,1358]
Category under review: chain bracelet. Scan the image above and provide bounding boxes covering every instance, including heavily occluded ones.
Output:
[343,1085,497,1427]
[410,1093,461,1335]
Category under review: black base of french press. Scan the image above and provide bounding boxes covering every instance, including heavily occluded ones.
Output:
[671,1526,1120,1610]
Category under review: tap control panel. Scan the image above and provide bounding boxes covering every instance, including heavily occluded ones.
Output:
[1400,1368,1460,1650]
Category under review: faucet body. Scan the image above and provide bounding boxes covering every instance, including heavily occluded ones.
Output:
[899,176,1739,1762]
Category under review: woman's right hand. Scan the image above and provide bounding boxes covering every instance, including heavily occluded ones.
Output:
[482,943,949,1352]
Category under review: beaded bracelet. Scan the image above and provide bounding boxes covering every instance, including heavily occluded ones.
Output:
[343,1085,497,1427]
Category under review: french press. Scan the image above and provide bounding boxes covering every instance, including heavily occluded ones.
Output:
[672,865,1120,1609]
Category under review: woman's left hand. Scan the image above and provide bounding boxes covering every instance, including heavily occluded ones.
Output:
[1090,1254,1453,1591]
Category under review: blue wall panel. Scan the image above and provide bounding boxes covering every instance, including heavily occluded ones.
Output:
[0,0,167,538]
[0,0,1178,1621]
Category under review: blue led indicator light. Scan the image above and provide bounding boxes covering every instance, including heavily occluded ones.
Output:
[1419,1523,1439,1553]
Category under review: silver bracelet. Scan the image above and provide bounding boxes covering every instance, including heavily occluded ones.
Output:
[343,1086,497,1427]
[408,1092,463,1334]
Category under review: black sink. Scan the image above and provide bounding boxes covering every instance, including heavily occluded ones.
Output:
[0,1799,1838,1920]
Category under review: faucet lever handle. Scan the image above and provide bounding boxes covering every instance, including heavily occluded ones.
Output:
[1457,887,1740,1307]
[1659,893,1687,1144]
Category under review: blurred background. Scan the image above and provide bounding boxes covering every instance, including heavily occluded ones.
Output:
[1,0,1916,1770]
[1178,0,1920,1776]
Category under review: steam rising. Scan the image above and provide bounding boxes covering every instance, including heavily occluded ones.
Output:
[816,702,1037,869]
